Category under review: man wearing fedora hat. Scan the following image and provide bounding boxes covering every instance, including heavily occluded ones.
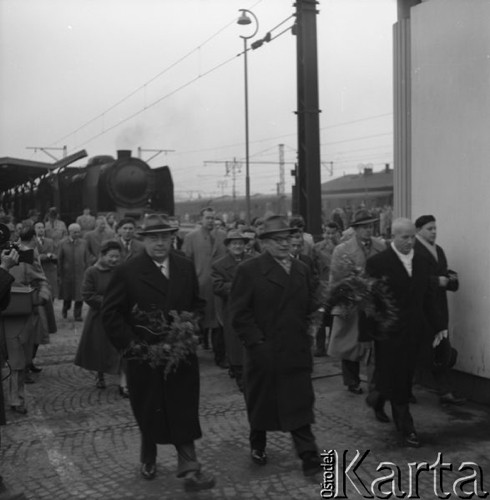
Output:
[102,214,215,491]
[328,209,386,398]
[229,215,322,477]
[211,229,252,391]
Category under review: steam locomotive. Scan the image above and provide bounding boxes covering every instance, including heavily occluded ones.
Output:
[3,150,174,223]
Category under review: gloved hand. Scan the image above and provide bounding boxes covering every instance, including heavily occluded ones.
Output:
[433,329,448,348]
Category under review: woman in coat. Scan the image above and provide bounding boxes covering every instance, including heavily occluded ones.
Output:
[74,240,126,393]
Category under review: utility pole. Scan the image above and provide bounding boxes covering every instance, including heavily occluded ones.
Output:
[204,158,242,213]
[26,146,67,161]
[217,180,228,196]
[277,144,286,214]
[322,161,334,176]
[137,147,175,162]
[278,144,285,196]
[294,0,322,238]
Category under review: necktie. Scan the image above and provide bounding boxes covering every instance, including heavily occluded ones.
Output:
[159,263,168,279]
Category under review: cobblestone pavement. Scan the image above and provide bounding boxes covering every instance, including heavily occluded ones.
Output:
[2,304,490,499]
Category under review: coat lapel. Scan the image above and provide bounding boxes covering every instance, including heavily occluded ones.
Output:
[137,253,169,300]
[386,246,412,283]
[259,252,289,290]
[281,259,307,309]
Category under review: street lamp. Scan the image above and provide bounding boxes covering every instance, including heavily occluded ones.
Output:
[237,9,259,224]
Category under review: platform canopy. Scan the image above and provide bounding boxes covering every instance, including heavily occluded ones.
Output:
[0,157,56,191]
[0,150,88,191]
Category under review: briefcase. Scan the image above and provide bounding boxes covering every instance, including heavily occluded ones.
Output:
[2,286,35,316]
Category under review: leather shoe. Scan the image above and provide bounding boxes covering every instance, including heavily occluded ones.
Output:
[24,373,35,384]
[140,462,156,480]
[10,405,27,415]
[251,449,267,465]
[183,471,216,492]
[301,451,322,477]
[400,432,420,448]
[29,363,42,373]
[348,384,363,395]
[374,408,390,423]
[440,392,466,405]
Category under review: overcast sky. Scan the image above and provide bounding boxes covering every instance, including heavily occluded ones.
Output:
[0,0,396,200]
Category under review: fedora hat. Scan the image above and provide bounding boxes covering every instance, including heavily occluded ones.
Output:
[350,209,378,227]
[258,215,295,239]
[224,229,250,245]
[138,214,178,236]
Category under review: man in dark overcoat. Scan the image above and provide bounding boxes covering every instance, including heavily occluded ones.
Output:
[102,214,215,492]
[211,230,251,391]
[366,218,446,448]
[229,215,322,477]
[414,214,465,405]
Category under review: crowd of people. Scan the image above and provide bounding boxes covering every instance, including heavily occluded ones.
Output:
[0,203,465,493]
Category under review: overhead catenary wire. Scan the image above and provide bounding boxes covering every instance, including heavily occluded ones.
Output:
[50,17,242,148]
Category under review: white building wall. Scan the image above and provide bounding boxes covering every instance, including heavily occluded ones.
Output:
[410,0,490,377]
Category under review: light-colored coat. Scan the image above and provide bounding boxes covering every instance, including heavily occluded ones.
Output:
[58,238,88,302]
[35,236,59,299]
[328,236,386,360]
[183,227,226,329]
[44,218,67,249]
[84,229,112,265]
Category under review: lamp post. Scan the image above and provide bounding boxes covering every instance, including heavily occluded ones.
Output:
[237,9,259,225]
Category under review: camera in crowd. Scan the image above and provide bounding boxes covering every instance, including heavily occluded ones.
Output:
[0,223,34,265]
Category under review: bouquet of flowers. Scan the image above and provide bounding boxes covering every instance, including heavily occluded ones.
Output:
[324,255,398,338]
[125,304,200,378]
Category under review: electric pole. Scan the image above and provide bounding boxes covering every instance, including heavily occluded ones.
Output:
[294,0,322,238]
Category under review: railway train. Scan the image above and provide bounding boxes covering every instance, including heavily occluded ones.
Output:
[1,150,174,223]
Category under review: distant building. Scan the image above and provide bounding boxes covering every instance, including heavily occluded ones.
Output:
[321,166,393,215]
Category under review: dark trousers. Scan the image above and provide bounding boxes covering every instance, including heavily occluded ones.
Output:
[342,359,360,387]
[249,424,317,458]
[140,433,201,477]
[211,327,226,365]
[370,391,415,436]
[391,401,415,435]
[63,300,83,318]
[315,327,327,354]
[342,349,376,392]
